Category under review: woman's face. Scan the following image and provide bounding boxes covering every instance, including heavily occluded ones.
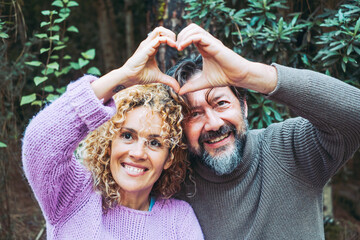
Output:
[110,106,171,202]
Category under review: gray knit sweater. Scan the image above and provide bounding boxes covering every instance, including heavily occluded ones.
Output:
[177,64,360,240]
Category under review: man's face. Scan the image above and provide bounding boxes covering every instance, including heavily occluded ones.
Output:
[183,76,248,174]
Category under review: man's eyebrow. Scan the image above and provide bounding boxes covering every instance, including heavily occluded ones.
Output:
[208,93,227,103]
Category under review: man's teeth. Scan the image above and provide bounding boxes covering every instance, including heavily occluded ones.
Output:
[124,164,145,173]
[207,132,230,144]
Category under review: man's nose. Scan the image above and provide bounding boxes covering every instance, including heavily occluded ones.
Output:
[204,110,224,132]
[129,140,147,160]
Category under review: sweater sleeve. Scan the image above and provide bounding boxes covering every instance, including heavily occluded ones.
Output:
[265,64,360,187]
[177,202,204,240]
[22,75,116,224]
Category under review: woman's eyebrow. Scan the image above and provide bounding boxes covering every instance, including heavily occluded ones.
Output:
[120,128,136,134]
[148,134,162,138]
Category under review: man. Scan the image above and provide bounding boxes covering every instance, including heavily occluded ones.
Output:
[169,24,360,239]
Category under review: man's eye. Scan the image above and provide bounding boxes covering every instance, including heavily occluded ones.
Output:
[217,101,227,106]
[191,112,200,118]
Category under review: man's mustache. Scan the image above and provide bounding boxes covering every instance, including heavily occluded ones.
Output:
[199,124,237,144]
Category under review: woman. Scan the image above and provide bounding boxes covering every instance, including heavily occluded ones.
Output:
[22,27,203,239]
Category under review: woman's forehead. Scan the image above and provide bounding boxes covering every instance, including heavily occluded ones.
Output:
[123,106,163,134]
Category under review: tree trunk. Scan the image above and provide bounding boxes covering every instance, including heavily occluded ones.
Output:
[124,0,135,59]
[95,0,118,73]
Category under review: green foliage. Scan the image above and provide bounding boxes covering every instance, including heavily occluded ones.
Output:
[184,0,306,128]
[314,0,360,87]
[184,0,359,129]
[0,19,9,38]
[21,0,101,107]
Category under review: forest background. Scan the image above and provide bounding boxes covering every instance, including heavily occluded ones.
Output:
[1,0,360,239]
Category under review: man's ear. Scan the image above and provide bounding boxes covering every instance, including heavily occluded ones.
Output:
[244,99,248,118]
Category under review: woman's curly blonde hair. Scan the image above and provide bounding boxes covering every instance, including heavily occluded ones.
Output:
[81,83,189,209]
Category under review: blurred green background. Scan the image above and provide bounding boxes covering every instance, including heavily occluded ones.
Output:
[1,0,359,239]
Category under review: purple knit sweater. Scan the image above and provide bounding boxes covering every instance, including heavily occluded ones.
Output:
[22,75,204,239]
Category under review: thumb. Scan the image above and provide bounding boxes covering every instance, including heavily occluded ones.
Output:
[157,73,180,93]
[178,74,209,95]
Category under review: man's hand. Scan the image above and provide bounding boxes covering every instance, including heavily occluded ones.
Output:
[176,24,277,95]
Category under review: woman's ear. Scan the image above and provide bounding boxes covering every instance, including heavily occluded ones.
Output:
[163,155,173,170]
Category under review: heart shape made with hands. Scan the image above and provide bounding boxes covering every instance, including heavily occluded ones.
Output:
[138,24,277,96]
[143,24,243,95]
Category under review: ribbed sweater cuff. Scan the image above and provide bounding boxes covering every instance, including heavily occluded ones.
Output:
[67,75,116,131]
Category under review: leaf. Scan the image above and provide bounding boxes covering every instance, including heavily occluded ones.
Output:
[42,68,54,75]
[52,0,64,7]
[25,61,42,67]
[0,142,7,148]
[20,93,36,106]
[48,25,60,31]
[31,101,43,107]
[199,8,208,18]
[67,26,79,33]
[40,21,50,27]
[343,56,348,63]
[67,1,79,7]
[347,44,353,55]
[43,85,54,92]
[54,18,66,24]
[87,67,101,76]
[341,61,346,72]
[59,12,70,19]
[34,76,48,86]
[63,55,71,60]
[40,48,50,54]
[47,62,60,70]
[49,35,60,41]
[46,94,59,102]
[0,32,9,38]
[70,61,80,70]
[225,25,230,38]
[81,49,96,60]
[355,17,360,34]
[41,10,51,16]
[353,46,360,55]
[262,106,271,115]
[78,58,89,68]
[56,87,66,94]
[35,33,48,39]
[53,45,66,51]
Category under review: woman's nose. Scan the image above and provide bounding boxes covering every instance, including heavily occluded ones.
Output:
[128,140,147,160]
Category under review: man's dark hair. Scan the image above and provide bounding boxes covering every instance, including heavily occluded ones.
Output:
[166,55,247,108]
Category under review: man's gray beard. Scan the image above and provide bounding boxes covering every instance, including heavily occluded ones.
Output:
[200,132,245,175]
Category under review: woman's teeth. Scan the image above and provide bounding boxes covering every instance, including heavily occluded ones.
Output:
[123,164,146,173]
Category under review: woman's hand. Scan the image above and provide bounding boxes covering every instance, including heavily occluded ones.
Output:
[92,27,180,102]
[122,27,179,91]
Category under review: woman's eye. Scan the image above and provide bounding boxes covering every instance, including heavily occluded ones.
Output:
[121,132,132,140]
[149,139,161,148]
